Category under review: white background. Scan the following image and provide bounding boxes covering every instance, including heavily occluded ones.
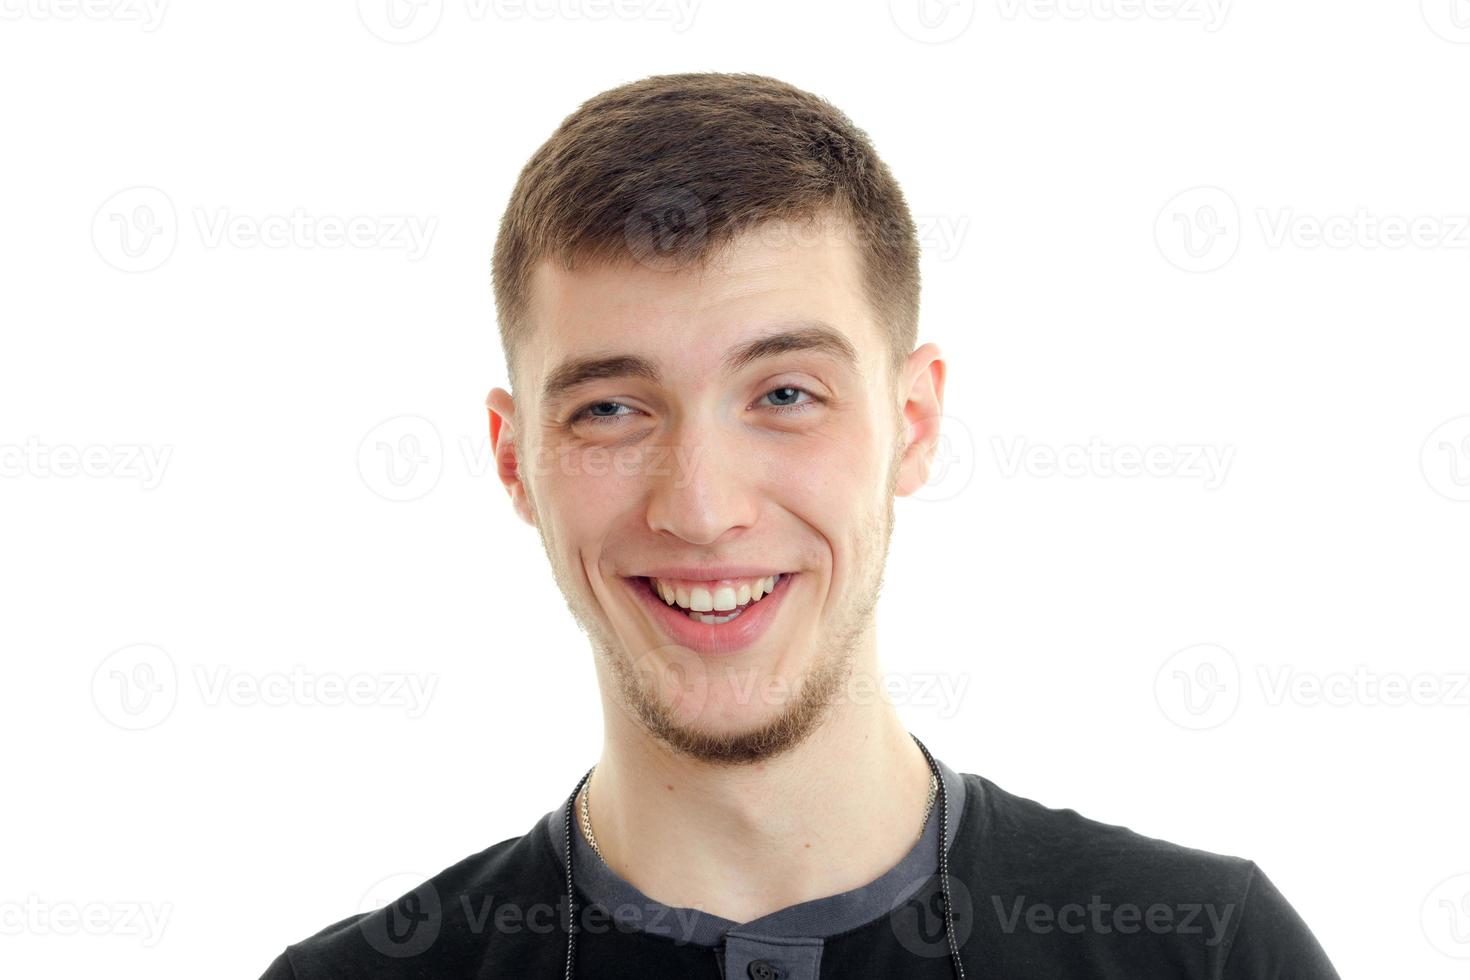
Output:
[2,1,1468,976]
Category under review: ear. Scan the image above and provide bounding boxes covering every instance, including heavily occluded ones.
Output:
[894,343,948,498]
[486,387,537,527]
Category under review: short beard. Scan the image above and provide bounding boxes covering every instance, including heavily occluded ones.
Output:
[537,405,907,769]
[591,425,905,769]
[602,633,857,767]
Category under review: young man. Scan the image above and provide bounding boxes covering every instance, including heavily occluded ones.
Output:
[259,73,1340,978]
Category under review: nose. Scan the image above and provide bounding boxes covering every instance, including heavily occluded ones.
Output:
[643,418,759,546]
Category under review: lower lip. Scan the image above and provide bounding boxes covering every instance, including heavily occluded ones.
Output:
[624,574,795,656]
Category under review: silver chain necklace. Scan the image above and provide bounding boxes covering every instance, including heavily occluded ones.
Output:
[560,732,966,979]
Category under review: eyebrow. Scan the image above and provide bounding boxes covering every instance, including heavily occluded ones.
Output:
[539,321,861,408]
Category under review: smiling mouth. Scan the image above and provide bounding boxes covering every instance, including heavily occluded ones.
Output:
[636,573,792,625]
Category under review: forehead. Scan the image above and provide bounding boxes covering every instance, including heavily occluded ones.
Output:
[520,217,880,395]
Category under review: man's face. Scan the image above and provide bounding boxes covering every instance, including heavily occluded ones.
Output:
[488,215,942,766]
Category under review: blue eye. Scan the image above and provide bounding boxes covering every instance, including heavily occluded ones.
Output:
[762,386,818,413]
[570,401,637,425]
[568,387,821,428]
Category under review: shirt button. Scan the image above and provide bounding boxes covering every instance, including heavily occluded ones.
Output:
[747,960,785,980]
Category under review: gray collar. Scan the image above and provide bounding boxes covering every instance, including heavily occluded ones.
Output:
[546,751,967,947]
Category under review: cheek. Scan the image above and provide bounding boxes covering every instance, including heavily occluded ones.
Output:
[761,420,889,508]
[535,446,648,535]
[535,421,889,534]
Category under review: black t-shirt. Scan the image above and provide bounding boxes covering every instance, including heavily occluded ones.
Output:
[258,771,1341,978]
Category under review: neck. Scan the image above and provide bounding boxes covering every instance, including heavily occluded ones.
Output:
[585,654,935,924]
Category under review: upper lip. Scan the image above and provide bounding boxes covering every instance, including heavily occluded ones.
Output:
[629,566,792,581]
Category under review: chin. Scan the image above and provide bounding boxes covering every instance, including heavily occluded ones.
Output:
[624,657,844,766]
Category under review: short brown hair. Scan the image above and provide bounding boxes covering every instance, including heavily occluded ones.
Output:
[491,72,921,393]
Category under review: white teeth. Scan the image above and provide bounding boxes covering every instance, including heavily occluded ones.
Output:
[691,610,740,625]
[649,573,787,612]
